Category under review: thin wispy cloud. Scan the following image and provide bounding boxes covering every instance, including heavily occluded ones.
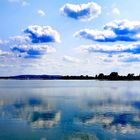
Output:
[78,43,140,55]
[11,44,56,58]
[8,0,29,6]
[112,8,120,15]
[0,50,11,57]
[0,40,3,44]
[97,53,140,63]
[62,55,80,63]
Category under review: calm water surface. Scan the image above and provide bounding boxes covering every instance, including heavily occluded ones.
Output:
[0,80,140,140]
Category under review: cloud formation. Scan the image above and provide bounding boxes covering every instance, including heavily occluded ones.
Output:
[8,0,29,6]
[11,44,56,58]
[62,55,80,63]
[119,54,140,63]
[24,25,61,43]
[0,25,60,58]
[37,10,46,17]
[74,29,116,42]
[98,53,140,63]
[78,43,140,55]
[9,35,31,45]
[112,8,120,15]
[60,2,101,21]
[0,50,11,57]
[74,19,140,42]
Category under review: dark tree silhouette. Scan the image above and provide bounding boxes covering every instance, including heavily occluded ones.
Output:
[109,72,119,80]
[0,72,140,80]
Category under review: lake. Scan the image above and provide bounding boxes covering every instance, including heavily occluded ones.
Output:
[0,80,140,140]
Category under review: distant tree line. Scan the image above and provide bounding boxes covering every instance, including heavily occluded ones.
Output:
[0,72,140,80]
[61,72,140,80]
[94,72,140,80]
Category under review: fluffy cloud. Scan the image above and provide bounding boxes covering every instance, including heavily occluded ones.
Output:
[74,29,116,42]
[62,55,80,63]
[0,25,60,58]
[60,2,101,21]
[24,25,61,43]
[74,19,140,42]
[78,43,140,54]
[37,10,46,17]
[11,44,56,58]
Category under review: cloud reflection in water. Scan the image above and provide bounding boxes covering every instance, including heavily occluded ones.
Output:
[0,97,61,129]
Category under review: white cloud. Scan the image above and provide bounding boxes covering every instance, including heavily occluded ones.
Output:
[60,2,101,21]
[0,49,11,57]
[112,8,120,15]
[78,43,140,54]
[74,19,140,42]
[74,28,116,42]
[63,55,80,63]
[0,25,60,59]
[96,52,140,63]
[9,35,31,45]
[11,44,56,58]
[37,10,46,17]
[118,53,140,62]
[0,39,10,45]
[24,25,61,43]
[8,0,29,6]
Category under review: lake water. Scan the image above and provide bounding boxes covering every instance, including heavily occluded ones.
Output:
[0,80,140,140]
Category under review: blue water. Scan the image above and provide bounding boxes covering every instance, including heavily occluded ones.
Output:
[0,80,140,140]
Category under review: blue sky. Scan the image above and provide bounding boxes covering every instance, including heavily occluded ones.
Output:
[0,0,140,76]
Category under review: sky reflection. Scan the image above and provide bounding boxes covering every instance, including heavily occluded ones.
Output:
[0,80,140,140]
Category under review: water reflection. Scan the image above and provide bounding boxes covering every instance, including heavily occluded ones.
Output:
[76,99,140,134]
[0,80,140,140]
[0,97,61,129]
[31,111,61,128]
[62,133,99,140]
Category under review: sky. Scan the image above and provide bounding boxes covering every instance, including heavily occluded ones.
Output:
[0,0,140,76]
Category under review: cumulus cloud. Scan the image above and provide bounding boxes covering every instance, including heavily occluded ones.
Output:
[37,10,46,17]
[1,25,60,58]
[11,44,56,58]
[24,25,61,43]
[74,19,140,42]
[60,2,101,21]
[78,43,140,54]
[62,55,80,63]
[74,29,116,42]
